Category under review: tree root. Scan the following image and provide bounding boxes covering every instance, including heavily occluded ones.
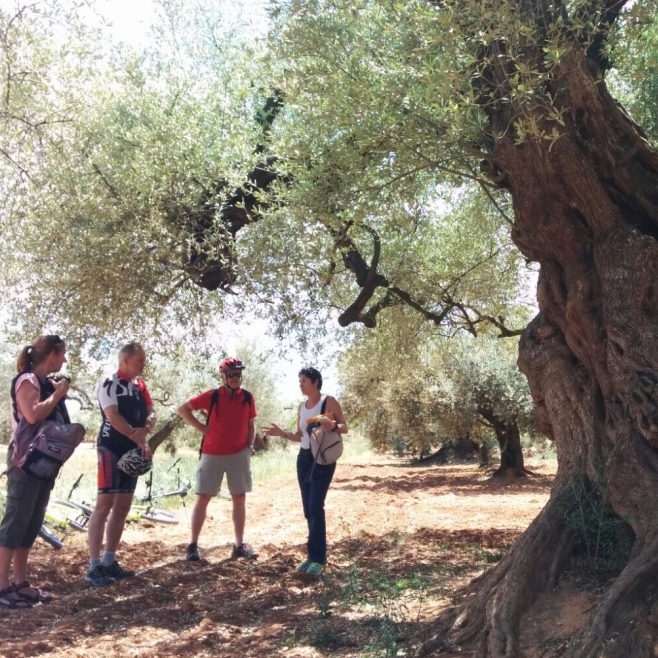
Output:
[424,488,658,658]
[423,492,574,658]
[561,537,658,658]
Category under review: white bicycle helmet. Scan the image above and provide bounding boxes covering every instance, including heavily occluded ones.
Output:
[117,448,152,477]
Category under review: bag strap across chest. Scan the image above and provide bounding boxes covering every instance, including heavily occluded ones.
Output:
[10,374,70,425]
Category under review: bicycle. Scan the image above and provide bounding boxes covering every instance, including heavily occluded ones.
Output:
[37,474,90,548]
[45,474,94,532]
[130,466,191,524]
[52,467,190,528]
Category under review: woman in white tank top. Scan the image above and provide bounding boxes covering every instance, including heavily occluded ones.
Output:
[265,366,348,575]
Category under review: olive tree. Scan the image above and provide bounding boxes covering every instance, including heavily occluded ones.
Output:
[341,319,536,474]
[5,1,658,652]
[263,1,658,656]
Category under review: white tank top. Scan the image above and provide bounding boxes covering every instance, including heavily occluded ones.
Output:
[298,395,326,450]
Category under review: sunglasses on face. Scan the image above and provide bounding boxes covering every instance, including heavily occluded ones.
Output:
[225,371,242,379]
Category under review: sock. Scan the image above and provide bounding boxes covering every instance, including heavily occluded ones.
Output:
[89,557,102,571]
[102,551,116,567]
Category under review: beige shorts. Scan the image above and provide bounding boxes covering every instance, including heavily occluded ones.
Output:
[196,448,252,496]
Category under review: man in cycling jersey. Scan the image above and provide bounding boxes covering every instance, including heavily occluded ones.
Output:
[177,357,258,561]
[85,342,156,587]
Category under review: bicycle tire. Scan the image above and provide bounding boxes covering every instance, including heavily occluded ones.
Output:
[51,499,94,516]
[140,508,179,524]
[68,517,89,531]
[38,525,63,550]
[49,500,92,531]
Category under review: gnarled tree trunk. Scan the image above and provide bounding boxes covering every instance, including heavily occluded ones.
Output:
[430,32,658,658]
[478,408,526,477]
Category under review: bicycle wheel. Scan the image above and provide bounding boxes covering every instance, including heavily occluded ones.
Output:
[50,500,92,531]
[68,517,89,531]
[38,524,63,550]
[140,508,179,524]
[51,499,94,515]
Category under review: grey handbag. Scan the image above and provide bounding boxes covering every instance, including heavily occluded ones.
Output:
[11,419,85,481]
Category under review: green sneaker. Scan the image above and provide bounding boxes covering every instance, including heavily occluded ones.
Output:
[306,562,324,576]
[296,559,313,572]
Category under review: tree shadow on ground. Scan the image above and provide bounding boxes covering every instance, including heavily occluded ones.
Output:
[333,464,554,497]
[0,527,521,658]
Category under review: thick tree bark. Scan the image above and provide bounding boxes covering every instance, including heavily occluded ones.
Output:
[429,36,658,658]
[477,408,526,477]
[147,416,183,454]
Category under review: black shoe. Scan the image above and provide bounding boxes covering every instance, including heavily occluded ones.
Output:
[231,543,258,559]
[103,561,135,580]
[186,542,200,561]
[84,564,116,588]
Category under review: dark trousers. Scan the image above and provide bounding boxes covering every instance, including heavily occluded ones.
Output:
[296,448,336,564]
[0,464,52,549]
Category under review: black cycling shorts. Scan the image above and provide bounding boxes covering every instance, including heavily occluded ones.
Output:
[97,447,138,494]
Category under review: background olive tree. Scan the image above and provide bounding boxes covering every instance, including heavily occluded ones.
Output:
[341,314,537,474]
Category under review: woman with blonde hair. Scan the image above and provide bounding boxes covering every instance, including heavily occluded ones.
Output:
[0,335,70,608]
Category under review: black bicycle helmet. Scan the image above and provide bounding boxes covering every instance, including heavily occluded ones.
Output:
[117,448,152,477]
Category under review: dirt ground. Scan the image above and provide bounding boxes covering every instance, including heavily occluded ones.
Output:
[1,453,590,658]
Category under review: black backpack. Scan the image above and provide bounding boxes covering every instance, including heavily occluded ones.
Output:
[199,387,252,458]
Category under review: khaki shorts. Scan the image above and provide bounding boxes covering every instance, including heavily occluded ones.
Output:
[196,448,252,496]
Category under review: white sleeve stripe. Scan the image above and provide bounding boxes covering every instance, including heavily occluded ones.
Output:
[98,376,118,410]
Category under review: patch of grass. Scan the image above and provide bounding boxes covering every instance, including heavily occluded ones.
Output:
[558,477,631,571]
[321,559,430,657]
[392,572,433,592]
[385,530,404,548]
[470,546,508,564]
[279,628,302,648]
[308,624,357,650]
[310,530,510,657]
[361,615,410,658]
[250,443,297,483]
[1,441,300,509]
[317,588,334,618]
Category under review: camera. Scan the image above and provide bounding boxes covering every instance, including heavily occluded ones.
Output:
[50,374,71,383]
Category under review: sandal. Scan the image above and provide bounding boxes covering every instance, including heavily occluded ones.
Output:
[0,585,33,609]
[12,580,53,604]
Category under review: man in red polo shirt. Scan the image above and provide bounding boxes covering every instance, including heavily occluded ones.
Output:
[177,357,258,561]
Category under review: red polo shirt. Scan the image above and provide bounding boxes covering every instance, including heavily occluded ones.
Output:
[190,387,257,455]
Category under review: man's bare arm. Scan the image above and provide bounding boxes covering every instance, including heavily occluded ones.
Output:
[176,400,208,435]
